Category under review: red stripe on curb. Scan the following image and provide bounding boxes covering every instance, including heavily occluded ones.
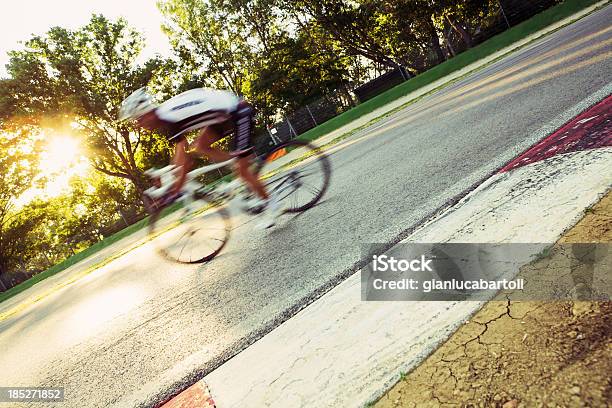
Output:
[160,380,216,408]
[500,94,612,172]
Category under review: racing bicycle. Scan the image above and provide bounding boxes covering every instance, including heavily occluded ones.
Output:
[143,140,331,263]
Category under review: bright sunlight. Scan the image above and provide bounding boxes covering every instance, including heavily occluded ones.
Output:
[39,135,90,197]
[39,135,81,172]
[16,134,90,206]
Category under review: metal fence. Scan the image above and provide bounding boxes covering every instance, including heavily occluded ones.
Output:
[353,67,411,103]
[253,0,563,153]
[472,0,560,44]
[253,91,355,154]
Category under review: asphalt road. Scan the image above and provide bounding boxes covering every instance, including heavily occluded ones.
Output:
[1,6,611,407]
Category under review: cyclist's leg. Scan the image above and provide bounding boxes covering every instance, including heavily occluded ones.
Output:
[193,124,269,200]
[171,138,193,194]
[235,156,268,200]
[232,102,282,228]
[193,127,233,162]
[231,102,270,200]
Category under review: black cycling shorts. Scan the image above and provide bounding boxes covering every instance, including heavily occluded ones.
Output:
[229,101,255,156]
[162,101,255,157]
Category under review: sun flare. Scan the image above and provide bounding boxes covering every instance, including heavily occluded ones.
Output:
[40,136,81,173]
[39,135,90,197]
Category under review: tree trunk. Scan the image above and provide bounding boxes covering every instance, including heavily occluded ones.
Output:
[132,179,148,209]
[341,83,356,108]
[0,264,9,292]
[445,27,457,57]
[446,14,473,48]
[428,18,446,65]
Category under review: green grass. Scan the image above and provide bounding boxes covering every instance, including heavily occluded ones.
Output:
[296,0,603,144]
[0,201,184,304]
[0,0,603,304]
[0,219,149,304]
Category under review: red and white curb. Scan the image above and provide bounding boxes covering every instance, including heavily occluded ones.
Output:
[160,89,611,408]
[500,93,611,172]
[160,380,216,408]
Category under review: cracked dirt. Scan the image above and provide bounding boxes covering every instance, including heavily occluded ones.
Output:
[374,191,611,407]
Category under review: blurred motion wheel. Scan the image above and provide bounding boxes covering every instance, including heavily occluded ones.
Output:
[257,140,331,213]
[144,195,231,263]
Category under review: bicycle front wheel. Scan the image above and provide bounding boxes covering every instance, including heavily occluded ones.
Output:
[145,196,231,263]
[257,139,331,213]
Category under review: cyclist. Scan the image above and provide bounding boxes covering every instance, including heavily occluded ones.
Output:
[118,87,280,229]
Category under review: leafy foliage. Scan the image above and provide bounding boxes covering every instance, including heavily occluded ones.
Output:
[0,132,42,289]
[0,16,174,287]
[0,15,172,193]
[246,25,352,123]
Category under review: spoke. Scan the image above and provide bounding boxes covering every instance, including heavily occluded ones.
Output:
[264,176,284,187]
[295,168,318,178]
[268,182,288,196]
[171,228,190,250]
[260,145,327,211]
[301,181,322,197]
[274,185,297,202]
[203,239,215,252]
[204,235,224,251]
[269,176,292,192]
[177,234,190,261]
[291,187,301,209]
[198,231,225,242]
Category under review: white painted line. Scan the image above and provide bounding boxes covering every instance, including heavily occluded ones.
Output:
[576,115,599,124]
[203,147,611,408]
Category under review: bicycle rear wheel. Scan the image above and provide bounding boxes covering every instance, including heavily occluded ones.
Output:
[145,195,231,263]
[257,140,331,213]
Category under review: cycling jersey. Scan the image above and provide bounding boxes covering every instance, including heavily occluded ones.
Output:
[154,88,254,153]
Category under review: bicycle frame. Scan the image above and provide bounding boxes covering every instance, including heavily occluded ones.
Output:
[144,151,309,218]
[143,139,330,263]
[144,158,269,217]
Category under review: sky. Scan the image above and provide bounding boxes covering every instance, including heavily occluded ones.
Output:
[0,0,172,77]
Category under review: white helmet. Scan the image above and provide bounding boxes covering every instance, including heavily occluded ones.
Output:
[118,88,156,121]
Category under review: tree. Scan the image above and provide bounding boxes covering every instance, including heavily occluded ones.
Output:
[432,0,502,52]
[0,131,42,290]
[159,0,355,125]
[246,25,352,122]
[27,173,144,268]
[286,0,404,70]
[0,15,172,195]
[0,204,49,290]
[370,0,446,71]
[159,0,254,94]
[214,0,283,56]
[0,139,148,291]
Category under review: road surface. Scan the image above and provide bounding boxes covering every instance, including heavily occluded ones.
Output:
[1,6,610,407]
